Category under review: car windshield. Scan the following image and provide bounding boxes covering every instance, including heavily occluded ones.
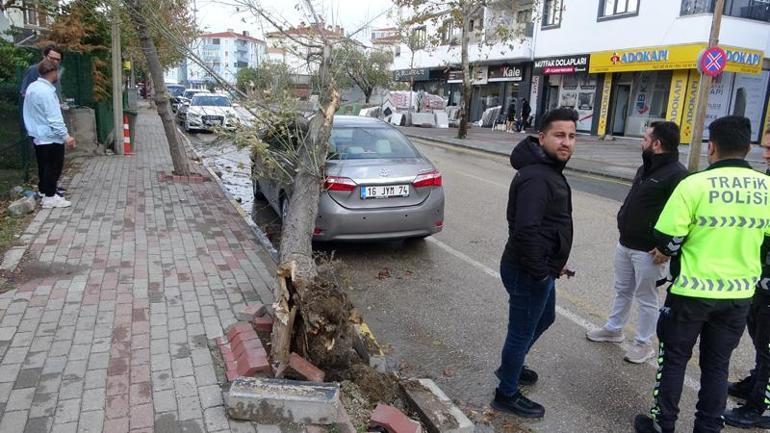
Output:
[191,95,230,107]
[183,90,202,99]
[328,127,419,160]
[167,86,185,97]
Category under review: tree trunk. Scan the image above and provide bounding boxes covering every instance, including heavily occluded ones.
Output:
[458,14,472,140]
[125,0,191,176]
[364,89,372,104]
[271,44,343,373]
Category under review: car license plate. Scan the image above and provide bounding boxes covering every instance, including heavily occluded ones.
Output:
[361,184,410,199]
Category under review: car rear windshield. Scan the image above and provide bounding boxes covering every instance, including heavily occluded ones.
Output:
[167,86,185,97]
[329,127,418,160]
[183,90,202,99]
[191,95,230,107]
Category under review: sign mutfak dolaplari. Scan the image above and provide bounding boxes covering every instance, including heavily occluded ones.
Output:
[393,68,430,82]
[533,55,590,75]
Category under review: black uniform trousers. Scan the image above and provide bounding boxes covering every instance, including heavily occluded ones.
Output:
[743,290,770,410]
[651,292,751,433]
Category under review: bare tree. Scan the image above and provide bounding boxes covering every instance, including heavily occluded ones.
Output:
[123,0,193,175]
[393,0,540,139]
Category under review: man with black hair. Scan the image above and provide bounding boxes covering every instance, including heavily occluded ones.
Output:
[723,128,770,429]
[587,121,688,364]
[20,44,64,100]
[492,107,577,419]
[634,116,770,433]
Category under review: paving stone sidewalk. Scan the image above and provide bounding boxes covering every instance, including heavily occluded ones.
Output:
[0,106,276,433]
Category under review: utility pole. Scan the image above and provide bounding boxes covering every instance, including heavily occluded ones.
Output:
[687,0,724,171]
[111,0,125,155]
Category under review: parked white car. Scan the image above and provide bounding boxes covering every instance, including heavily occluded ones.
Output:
[184,94,239,132]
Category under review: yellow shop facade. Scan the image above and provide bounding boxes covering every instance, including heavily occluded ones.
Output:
[589,43,767,143]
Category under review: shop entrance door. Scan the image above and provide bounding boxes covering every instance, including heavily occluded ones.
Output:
[612,85,630,135]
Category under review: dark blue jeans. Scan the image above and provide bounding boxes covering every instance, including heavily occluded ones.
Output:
[497,259,556,396]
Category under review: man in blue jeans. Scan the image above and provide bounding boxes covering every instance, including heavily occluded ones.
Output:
[493,108,578,418]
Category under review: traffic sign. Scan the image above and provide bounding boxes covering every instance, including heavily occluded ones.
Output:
[698,46,727,77]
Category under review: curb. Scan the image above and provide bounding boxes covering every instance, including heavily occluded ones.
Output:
[177,128,280,264]
[404,132,635,183]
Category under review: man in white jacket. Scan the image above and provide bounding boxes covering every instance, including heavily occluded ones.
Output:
[22,59,76,209]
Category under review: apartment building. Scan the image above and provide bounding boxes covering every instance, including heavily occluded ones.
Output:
[167,30,266,87]
[391,0,770,140]
[0,0,56,44]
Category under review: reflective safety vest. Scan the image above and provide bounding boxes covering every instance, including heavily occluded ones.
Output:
[655,163,770,299]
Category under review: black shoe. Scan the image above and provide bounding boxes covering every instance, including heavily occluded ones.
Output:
[724,405,770,429]
[634,415,669,433]
[494,365,539,386]
[519,366,538,386]
[490,388,545,419]
[728,376,755,400]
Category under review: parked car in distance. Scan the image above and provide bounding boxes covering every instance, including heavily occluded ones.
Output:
[183,94,239,132]
[252,116,445,241]
[166,84,185,111]
[175,89,206,122]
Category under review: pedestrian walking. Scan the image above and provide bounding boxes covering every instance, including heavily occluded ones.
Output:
[505,99,517,132]
[23,59,76,209]
[492,107,578,419]
[722,129,770,429]
[520,99,532,131]
[586,121,688,363]
[634,116,770,433]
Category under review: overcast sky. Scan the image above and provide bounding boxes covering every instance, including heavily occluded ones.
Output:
[195,0,395,43]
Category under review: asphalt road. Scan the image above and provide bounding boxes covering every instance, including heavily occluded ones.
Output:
[185,128,761,432]
[320,139,761,433]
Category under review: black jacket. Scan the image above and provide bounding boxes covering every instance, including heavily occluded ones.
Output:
[502,136,573,280]
[617,152,688,251]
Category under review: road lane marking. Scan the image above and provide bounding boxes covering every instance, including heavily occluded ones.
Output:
[457,172,509,188]
[425,236,700,392]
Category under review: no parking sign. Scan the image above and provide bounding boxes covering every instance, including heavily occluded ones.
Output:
[698,46,727,77]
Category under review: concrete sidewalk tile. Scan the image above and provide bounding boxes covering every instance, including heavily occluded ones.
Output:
[152,390,177,413]
[81,388,106,412]
[77,410,104,433]
[5,387,35,411]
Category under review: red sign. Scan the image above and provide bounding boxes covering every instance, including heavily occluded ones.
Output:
[698,46,727,77]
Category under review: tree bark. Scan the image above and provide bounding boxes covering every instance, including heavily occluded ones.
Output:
[458,13,472,140]
[271,43,341,372]
[364,89,372,103]
[125,0,191,176]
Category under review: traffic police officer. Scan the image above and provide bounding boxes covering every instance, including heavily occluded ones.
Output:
[634,116,770,433]
[723,128,770,429]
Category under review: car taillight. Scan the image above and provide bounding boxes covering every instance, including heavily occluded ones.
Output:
[324,176,356,192]
[413,170,442,188]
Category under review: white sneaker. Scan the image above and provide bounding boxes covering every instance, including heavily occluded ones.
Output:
[586,327,625,343]
[624,342,655,364]
[41,195,72,209]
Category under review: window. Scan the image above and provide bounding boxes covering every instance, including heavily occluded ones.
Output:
[411,26,427,49]
[439,20,461,45]
[328,127,419,160]
[542,0,562,27]
[394,45,401,57]
[681,0,770,22]
[599,0,640,19]
[212,38,221,45]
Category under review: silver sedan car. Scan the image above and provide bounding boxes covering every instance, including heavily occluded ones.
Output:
[252,116,445,241]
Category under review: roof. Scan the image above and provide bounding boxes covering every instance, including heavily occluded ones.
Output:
[372,27,398,31]
[200,32,265,44]
[372,35,401,44]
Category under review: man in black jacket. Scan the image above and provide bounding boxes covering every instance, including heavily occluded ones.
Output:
[492,108,578,419]
[586,122,688,364]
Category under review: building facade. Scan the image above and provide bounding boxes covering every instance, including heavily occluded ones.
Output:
[531,0,770,140]
[389,0,770,141]
[389,1,536,123]
[172,30,266,87]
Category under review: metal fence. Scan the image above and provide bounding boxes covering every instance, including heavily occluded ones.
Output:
[0,67,34,183]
